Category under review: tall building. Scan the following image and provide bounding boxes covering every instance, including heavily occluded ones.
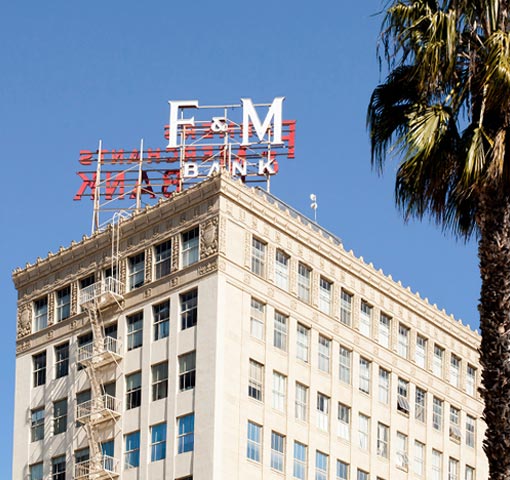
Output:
[12,173,487,480]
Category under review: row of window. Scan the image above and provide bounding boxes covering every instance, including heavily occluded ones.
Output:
[248,360,476,447]
[32,290,197,388]
[251,240,477,395]
[246,420,476,480]
[28,415,194,479]
[31,226,201,333]
[31,354,196,441]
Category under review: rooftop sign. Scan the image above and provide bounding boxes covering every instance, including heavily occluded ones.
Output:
[75,98,295,231]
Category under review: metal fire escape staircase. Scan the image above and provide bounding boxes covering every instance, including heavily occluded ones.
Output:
[75,218,125,479]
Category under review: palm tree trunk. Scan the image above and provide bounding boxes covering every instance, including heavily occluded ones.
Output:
[478,186,510,480]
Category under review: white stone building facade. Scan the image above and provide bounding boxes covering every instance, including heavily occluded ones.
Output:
[12,174,487,479]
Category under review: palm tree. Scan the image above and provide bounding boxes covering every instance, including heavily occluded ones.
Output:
[367,1,510,478]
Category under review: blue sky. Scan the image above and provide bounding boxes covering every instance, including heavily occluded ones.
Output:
[0,1,479,475]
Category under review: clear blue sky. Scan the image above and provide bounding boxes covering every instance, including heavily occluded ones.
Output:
[0,1,480,475]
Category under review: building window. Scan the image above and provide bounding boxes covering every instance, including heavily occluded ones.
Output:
[179,351,196,391]
[415,387,426,422]
[339,346,351,384]
[54,342,69,379]
[181,227,199,267]
[180,289,198,330]
[153,300,170,341]
[359,301,371,337]
[33,297,48,332]
[337,460,349,480]
[293,441,307,480]
[433,345,444,377]
[127,311,143,350]
[53,398,67,435]
[296,323,310,362]
[396,432,409,470]
[155,239,172,279]
[152,362,168,401]
[295,382,308,421]
[319,277,332,314]
[448,457,459,480]
[251,237,266,276]
[432,396,443,431]
[250,298,265,340]
[317,392,330,432]
[466,415,476,447]
[272,371,286,411]
[56,286,71,322]
[248,359,264,401]
[297,263,311,302]
[31,407,45,442]
[415,335,427,368]
[76,389,91,425]
[318,334,331,373]
[126,371,142,409]
[357,469,369,480]
[466,365,476,396]
[247,421,262,462]
[337,403,351,441]
[398,324,410,358]
[432,450,442,480]
[271,431,285,472]
[379,313,391,348]
[177,413,195,453]
[274,311,288,351]
[150,423,167,462]
[29,463,43,480]
[275,250,290,289]
[378,367,390,404]
[33,351,46,387]
[358,413,369,450]
[377,423,389,458]
[75,447,90,466]
[340,290,352,325]
[359,357,371,394]
[77,332,92,370]
[128,252,145,290]
[465,466,475,480]
[414,440,425,477]
[449,406,461,441]
[125,431,140,468]
[101,439,114,461]
[397,378,410,414]
[450,355,461,388]
[51,455,66,480]
[316,451,328,480]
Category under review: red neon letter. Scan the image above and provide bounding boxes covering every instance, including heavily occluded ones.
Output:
[79,150,93,166]
[74,172,97,200]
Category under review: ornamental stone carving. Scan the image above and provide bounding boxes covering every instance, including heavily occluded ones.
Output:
[171,234,180,272]
[198,260,218,276]
[200,217,219,259]
[17,304,32,338]
[71,282,78,316]
[16,339,31,353]
[145,248,153,284]
[219,218,227,255]
[47,293,55,326]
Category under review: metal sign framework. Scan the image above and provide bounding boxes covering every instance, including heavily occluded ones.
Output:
[74,99,296,233]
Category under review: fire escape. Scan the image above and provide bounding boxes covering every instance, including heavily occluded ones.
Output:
[74,219,125,479]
